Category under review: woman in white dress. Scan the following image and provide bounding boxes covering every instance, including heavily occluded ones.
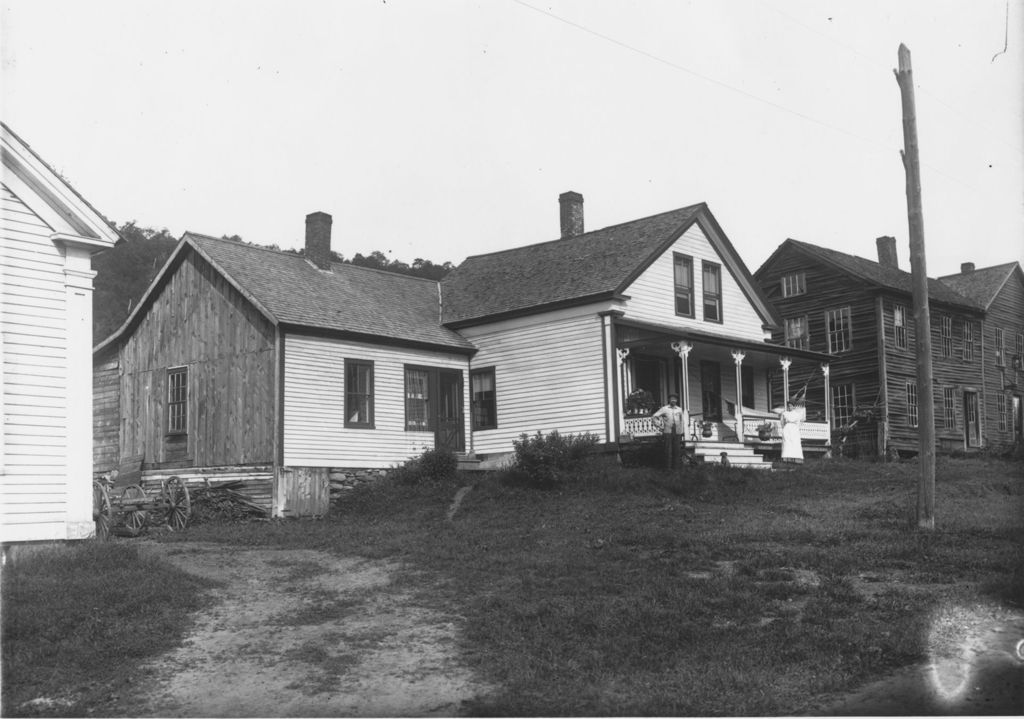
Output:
[779,400,805,464]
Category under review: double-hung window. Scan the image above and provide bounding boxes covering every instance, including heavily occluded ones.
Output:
[781,272,806,297]
[943,387,956,429]
[907,383,919,427]
[405,367,431,431]
[784,316,809,350]
[893,304,907,350]
[940,315,953,357]
[831,383,854,429]
[344,359,374,428]
[963,321,975,361]
[470,368,497,430]
[167,367,188,434]
[826,307,852,353]
[673,253,694,317]
[994,328,1005,366]
[702,261,722,323]
[997,393,1007,431]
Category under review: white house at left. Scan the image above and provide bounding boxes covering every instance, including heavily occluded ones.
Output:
[1,123,119,543]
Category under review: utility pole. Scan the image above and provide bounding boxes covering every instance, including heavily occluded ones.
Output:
[894,44,935,530]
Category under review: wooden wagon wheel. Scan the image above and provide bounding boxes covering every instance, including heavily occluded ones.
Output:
[120,484,149,534]
[92,481,112,541]
[162,476,191,530]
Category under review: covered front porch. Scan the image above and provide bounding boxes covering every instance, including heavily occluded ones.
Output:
[611,320,833,461]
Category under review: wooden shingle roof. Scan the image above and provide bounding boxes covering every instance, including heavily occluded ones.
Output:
[186,234,475,351]
[441,203,721,326]
[938,262,1022,311]
[772,239,985,311]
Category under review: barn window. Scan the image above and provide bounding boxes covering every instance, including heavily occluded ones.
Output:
[702,261,722,323]
[906,383,919,428]
[673,253,694,317]
[344,359,374,428]
[893,304,907,350]
[781,272,806,297]
[784,316,809,350]
[826,307,852,353]
[167,367,188,434]
[470,367,497,430]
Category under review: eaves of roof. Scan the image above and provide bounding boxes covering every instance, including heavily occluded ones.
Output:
[937,262,1023,311]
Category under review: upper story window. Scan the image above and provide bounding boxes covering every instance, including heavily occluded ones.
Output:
[784,316,809,350]
[167,367,188,434]
[994,327,1005,366]
[1017,333,1024,359]
[893,304,907,350]
[470,367,497,430]
[344,359,374,428]
[781,272,806,298]
[940,315,953,357]
[673,253,694,317]
[826,307,852,353]
[702,261,722,323]
[962,321,975,361]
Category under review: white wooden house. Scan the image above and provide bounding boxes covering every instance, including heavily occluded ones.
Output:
[2,123,119,543]
[94,192,833,519]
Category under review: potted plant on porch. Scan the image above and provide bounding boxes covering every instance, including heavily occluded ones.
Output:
[756,421,774,441]
[700,420,715,438]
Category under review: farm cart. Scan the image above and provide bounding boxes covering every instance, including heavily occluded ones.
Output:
[92,456,192,539]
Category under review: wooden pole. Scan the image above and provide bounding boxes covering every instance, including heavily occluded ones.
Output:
[894,44,935,530]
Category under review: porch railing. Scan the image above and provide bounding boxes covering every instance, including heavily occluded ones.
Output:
[740,417,830,442]
[623,415,660,438]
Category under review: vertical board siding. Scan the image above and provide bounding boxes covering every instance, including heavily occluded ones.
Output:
[283,334,470,468]
[92,352,120,473]
[460,309,606,455]
[980,271,1024,451]
[621,223,767,342]
[118,251,276,467]
[1,185,69,540]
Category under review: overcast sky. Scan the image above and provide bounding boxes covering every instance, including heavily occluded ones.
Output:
[2,0,1022,277]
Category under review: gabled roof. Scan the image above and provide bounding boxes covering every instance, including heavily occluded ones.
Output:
[96,233,475,354]
[937,262,1023,311]
[758,239,985,311]
[440,202,779,327]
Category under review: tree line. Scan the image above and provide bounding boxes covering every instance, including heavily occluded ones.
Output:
[92,222,455,342]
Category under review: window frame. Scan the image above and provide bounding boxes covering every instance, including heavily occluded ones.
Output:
[940,315,953,357]
[781,272,806,298]
[825,307,852,354]
[343,358,375,429]
[784,315,810,350]
[997,392,1007,431]
[942,387,956,429]
[672,253,695,318]
[994,327,1005,366]
[404,365,433,432]
[831,383,854,429]
[962,320,975,361]
[166,366,188,435]
[470,366,498,431]
[701,260,723,324]
[907,382,919,428]
[893,304,907,350]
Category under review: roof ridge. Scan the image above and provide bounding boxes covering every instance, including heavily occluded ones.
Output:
[937,261,1019,279]
[459,203,705,262]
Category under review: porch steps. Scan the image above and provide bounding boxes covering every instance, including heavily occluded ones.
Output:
[689,440,773,470]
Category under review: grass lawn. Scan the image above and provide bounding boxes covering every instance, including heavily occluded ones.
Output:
[3,455,1021,716]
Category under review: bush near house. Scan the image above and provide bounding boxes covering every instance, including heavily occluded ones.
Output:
[505,430,600,488]
[390,446,460,485]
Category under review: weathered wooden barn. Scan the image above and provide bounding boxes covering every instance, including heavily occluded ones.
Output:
[95,195,836,516]
[755,237,1022,455]
[2,122,119,543]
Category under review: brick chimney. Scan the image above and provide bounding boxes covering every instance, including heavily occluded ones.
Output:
[960,262,975,273]
[305,211,333,270]
[559,191,584,238]
[876,236,898,269]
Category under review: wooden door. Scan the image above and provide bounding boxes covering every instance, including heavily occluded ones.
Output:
[275,467,329,518]
[1013,395,1022,442]
[436,370,465,452]
[700,361,722,421]
[963,391,981,448]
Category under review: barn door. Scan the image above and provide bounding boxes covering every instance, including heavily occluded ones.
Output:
[436,370,465,453]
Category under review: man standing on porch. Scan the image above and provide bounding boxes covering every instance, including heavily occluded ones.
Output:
[653,394,685,469]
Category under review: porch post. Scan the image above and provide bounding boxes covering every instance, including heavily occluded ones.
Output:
[780,357,792,404]
[616,348,630,438]
[822,363,831,437]
[671,341,692,429]
[731,350,745,436]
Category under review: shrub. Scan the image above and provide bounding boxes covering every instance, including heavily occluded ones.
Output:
[391,447,459,485]
[510,430,599,488]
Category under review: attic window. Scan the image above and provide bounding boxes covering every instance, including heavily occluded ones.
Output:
[673,253,694,317]
[702,261,722,323]
[781,272,806,298]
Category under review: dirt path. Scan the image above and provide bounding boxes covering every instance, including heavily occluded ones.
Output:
[122,541,491,717]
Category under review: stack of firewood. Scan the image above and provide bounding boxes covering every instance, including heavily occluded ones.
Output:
[190,480,268,523]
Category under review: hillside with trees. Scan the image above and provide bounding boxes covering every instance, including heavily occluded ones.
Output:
[91,224,455,343]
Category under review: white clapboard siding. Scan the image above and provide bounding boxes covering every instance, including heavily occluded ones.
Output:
[1,185,71,541]
[460,307,607,455]
[621,223,766,342]
[284,334,471,468]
